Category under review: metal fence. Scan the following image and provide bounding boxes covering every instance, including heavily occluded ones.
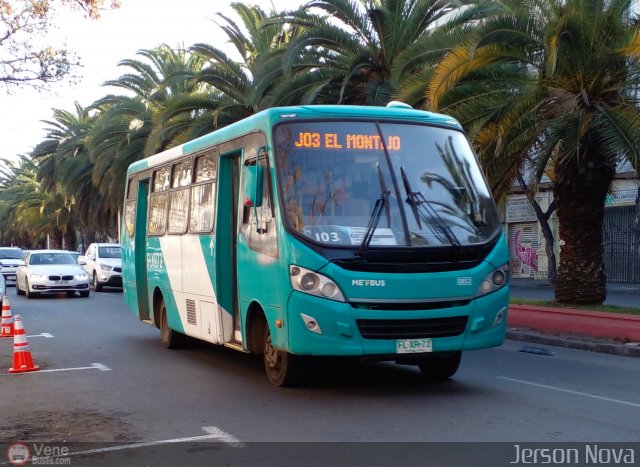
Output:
[603,205,640,283]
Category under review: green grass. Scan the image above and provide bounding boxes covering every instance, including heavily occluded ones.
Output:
[510,297,640,316]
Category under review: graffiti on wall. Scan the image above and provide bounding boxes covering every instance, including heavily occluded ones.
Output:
[514,229,538,271]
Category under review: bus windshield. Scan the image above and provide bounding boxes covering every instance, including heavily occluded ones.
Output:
[275,121,500,248]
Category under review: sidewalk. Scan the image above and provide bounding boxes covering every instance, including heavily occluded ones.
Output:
[507,278,640,358]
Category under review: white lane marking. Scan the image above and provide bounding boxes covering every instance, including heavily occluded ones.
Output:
[498,376,640,409]
[37,362,112,373]
[202,426,244,447]
[0,363,111,376]
[91,362,111,371]
[62,426,243,459]
[26,333,54,338]
[0,427,243,465]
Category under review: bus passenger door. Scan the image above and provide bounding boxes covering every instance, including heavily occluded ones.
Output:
[135,179,150,320]
[215,154,240,343]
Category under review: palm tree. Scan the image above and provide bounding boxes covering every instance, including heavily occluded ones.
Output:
[87,45,206,214]
[0,157,34,246]
[157,2,303,142]
[272,0,456,106]
[31,103,113,248]
[427,0,640,304]
[0,157,65,248]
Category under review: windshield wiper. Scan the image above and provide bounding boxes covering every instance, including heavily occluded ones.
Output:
[357,163,391,256]
[400,166,461,247]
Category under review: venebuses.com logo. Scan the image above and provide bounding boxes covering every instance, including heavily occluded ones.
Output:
[6,442,71,465]
[7,443,30,465]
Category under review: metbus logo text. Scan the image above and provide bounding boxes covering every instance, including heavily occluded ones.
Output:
[352,279,386,287]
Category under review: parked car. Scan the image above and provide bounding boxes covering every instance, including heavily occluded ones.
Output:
[81,243,122,291]
[0,273,5,302]
[16,250,90,298]
[0,247,26,286]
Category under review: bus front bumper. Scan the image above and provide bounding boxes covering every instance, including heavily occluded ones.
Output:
[285,287,509,357]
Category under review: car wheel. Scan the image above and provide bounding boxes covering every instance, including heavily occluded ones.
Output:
[25,280,37,299]
[79,290,90,298]
[16,279,24,295]
[158,296,186,349]
[263,320,302,387]
[92,272,103,292]
[417,351,462,381]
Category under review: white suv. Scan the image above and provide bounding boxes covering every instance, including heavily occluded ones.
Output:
[82,243,122,291]
[0,247,25,286]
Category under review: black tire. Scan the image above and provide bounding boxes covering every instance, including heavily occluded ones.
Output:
[79,290,90,298]
[66,291,76,298]
[92,272,103,292]
[25,280,37,299]
[158,296,186,349]
[263,321,302,387]
[16,280,24,295]
[417,351,462,381]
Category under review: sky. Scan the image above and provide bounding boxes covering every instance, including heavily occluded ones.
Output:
[0,0,305,163]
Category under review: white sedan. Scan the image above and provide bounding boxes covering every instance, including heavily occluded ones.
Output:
[16,250,90,298]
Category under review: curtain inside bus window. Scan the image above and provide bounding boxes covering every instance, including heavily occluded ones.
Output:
[189,183,215,232]
[148,193,168,235]
[125,200,136,237]
[168,188,190,234]
[153,167,170,192]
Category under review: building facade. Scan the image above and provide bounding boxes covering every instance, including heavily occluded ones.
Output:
[504,172,640,284]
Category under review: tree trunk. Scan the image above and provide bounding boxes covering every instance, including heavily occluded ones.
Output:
[517,175,557,284]
[49,229,63,250]
[553,150,614,304]
[63,228,77,252]
[83,228,96,252]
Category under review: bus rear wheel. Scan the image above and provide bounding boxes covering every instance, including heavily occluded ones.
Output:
[263,322,300,387]
[158,297,186,349]
[417,351,462,381]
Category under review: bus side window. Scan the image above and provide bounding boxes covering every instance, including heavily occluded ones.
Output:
[189,152,217,233]
[243,157,271,231]
[125,178,137,237]
[242,153,278,258]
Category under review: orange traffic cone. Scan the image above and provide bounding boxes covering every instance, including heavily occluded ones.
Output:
[8,314,39,373]
[0,295,14,338]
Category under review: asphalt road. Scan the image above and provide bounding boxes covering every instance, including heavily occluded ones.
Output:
[1,289,639,465]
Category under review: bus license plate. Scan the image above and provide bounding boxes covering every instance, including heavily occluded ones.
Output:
[54,280,69,285]
[396,338,433,354]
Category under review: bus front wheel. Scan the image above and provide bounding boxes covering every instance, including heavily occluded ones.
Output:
[263,322,301,387]
[417,351,462,381]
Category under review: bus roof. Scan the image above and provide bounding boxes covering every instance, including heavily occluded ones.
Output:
[126,104,462,176]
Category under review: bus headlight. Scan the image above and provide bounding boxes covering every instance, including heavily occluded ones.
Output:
[290,265,345,302]
[476,263,509,297]
[300,273,318,290]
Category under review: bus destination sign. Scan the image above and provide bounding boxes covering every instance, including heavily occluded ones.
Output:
[294,132,401,151]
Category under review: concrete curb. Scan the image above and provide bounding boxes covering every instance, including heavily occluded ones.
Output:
[507,304,640,357]
[507,329,640,358]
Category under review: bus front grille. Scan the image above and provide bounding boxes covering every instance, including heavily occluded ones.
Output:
[356,316,468,340]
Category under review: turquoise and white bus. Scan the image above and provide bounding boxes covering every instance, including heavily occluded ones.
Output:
[121,102,509,386]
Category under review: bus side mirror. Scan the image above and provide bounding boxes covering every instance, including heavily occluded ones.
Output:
[244,165,264,208]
